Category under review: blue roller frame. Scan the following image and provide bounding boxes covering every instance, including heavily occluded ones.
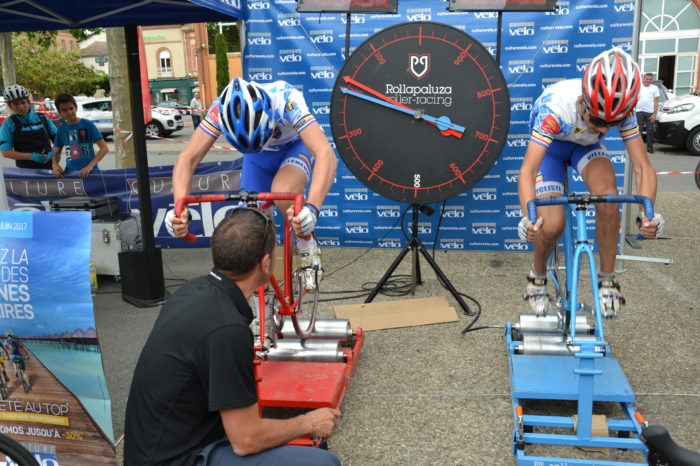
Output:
[506,191,655,465]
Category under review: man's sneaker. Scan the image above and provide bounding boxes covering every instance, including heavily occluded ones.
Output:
[599,279,625,318]
[298,242,323,290]
[524,273,550,316]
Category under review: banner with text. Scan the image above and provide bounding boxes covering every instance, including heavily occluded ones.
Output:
[243,0,634,250]
[0,210,116,464]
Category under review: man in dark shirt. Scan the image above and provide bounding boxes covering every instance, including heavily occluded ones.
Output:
[124,209,341,466]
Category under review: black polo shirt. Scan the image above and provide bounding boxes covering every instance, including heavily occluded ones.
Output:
[124,269,258,466]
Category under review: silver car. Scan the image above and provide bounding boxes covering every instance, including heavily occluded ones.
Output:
[76,98,184,139]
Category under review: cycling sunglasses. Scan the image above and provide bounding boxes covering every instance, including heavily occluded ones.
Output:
[229,207,274,260]
[585,107,624,128]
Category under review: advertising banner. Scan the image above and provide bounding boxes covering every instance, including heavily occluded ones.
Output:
[242,0,635,250]
[0,210,116,464]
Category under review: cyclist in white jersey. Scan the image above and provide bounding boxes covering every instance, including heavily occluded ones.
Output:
[517,48,664,318]
[170,79,337,290]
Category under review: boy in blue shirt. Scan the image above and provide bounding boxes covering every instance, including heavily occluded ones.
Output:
[52,93,108,178]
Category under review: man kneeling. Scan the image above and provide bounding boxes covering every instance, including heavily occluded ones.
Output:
[124,209,341,465]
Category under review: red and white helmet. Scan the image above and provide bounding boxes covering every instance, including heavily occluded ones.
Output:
[582,48,641,123]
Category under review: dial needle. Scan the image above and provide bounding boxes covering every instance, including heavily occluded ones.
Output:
[341,78,464,138]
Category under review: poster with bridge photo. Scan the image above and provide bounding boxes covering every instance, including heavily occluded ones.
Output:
[0,210,116,464]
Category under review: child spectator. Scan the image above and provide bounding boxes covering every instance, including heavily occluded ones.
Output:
[51,93,108,179]
[0,85,56,169]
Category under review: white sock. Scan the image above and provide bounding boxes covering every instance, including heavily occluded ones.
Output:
[296,236,316,250]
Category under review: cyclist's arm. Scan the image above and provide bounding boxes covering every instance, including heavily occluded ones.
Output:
[172,129,217,203]
[518,140,548,214]
[220,403,340,456]
[624,135,657,204]
[298,122,337,210]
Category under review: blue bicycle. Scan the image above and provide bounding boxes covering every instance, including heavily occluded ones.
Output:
[507,193,659,465]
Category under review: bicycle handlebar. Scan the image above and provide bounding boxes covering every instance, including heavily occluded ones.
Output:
[175,192,305,243]
[527,194,654,224]
[642,425,700,466]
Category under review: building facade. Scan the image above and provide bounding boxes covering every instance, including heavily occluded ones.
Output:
[639,0,700,95]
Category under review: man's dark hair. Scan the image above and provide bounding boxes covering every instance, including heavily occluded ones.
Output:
[211,209,275,276]
[644,72,654,79]
[54,93,77,109]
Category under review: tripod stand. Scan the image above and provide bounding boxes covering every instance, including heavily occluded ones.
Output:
[365,204,473,315]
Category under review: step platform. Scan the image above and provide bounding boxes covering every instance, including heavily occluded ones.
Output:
[510,354,635,403]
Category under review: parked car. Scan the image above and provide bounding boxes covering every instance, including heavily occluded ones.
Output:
[154,100,191,115]
[76,97,184,139]
[0,100,63,127]
[655,90,700,156]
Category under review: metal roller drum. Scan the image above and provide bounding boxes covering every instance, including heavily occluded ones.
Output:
[266,339,346,363]
[280,318,354,341]
[514,314,593,334]
[515,334,599,356]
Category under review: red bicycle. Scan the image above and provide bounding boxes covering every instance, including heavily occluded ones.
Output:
[175,191,322,342]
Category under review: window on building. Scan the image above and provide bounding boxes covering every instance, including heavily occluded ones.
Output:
[159,50,173,77]
[207,22,241,54]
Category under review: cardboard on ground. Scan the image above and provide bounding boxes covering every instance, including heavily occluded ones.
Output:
[334,296,458,331]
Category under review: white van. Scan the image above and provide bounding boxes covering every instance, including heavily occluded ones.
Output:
[655,91,700,156]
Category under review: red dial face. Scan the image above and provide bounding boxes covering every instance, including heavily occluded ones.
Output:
[330,21,510,203]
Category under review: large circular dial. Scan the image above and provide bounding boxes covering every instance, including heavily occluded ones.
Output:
[331,21,510,203]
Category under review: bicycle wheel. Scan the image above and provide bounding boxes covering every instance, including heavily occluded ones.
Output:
[287,227,320,340]
[0,433,39,466]
[19,370,30,393]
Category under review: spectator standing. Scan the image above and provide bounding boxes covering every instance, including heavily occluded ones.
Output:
[0,85,56,169]
[190,91,203,128]
[51,93,108,179]
[636,73,660,154]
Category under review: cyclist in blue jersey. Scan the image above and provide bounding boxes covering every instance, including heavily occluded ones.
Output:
[3,331,29,378]
[169,78,337,291]
[517,48,664,318]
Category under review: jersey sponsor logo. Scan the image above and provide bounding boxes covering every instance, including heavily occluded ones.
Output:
[287,100,298,112]
[408,54,430,80]
[541,114,561,134]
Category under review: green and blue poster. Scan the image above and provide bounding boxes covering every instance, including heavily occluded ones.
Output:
[0,210,116,465]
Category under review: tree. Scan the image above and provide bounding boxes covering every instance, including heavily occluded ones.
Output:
[215,33,230,95]
[2,34,102,97]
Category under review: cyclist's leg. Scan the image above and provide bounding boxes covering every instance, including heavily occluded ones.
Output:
[525,141,570,313]
[270,139,315,215]
[531,141,570,275]
[575,143,618,275]
[575,143,624,316]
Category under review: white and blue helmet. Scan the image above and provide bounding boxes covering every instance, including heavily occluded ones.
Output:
[219,78,274,153]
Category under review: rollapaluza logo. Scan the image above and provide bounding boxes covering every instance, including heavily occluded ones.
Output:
[384,83,453,107]
[408,53,430,80]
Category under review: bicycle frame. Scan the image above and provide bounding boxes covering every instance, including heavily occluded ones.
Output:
[506,193,655,465]
[175,191,307,340]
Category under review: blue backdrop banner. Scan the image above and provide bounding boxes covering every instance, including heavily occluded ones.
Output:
[242,0,634,251]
